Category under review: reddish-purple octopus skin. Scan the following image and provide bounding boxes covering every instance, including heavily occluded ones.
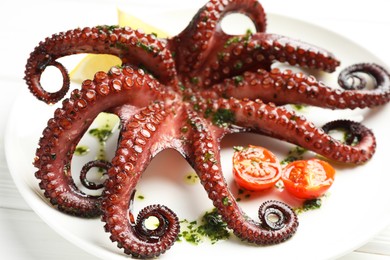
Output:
[24,0,390,258]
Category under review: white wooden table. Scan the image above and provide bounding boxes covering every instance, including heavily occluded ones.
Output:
[1,0,390,259]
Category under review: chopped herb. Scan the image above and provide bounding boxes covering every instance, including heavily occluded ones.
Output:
[224,29,252,48]
[292,104,306,111]
[178,208,230,245]
[235,188,253,202]
[204,107,213,118]
[243,29,253,42]
[217,52,226,60]
[193,103,200,111]
[344,131,359,146]
[222,196,231,206]
[233,146,244,152]
[179,82,186,91]
[96,25,119,33]
[275,179,284,190]
[281,146,307,165]
[115,42,129,51]
[224,36,241,47]
[197,208,230,243]
[328,128,359,146]
[211,108,235,127]
[136,41,154,53]
[204,151,216,163]
[294,198,323,214]
[190,77,199,84]
[187,119,204,132]
[184,172,199,185]
[233,75,244,85]
[234,61,243,70]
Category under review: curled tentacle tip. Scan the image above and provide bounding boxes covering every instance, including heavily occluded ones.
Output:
[256,200,298,244]
[338,63,390,91]
[321,119,372,146]
[259,200,298,230]
[80,160,112,190]
[321,119,376,164]
[25,53,70,104]
[135,204,180,243]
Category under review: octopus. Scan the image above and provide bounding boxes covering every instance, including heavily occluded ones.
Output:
[23,0,390,258]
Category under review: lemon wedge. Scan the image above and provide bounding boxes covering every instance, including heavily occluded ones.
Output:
[69,9,169,83]
[117,8,169,38]
[69,55,122,83]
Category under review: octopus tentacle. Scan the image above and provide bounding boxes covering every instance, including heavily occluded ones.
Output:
[102,103,180,258]
[80,160,112,190]
[197,33,340,88]
[24,26,177,104]
[321,119,375,147]
[169,0,267,74]
[237,98,376,164]
[24,58,70,104]
[338,63,390,96]
[185,111,298,244]
[196,96,376,164]
[33,67,166,217]
[210,66,390,109]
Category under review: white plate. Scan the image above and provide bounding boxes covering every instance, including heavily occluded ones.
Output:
[5,10,390,260]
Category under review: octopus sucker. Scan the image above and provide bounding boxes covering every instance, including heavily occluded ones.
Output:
[24,0,390,258]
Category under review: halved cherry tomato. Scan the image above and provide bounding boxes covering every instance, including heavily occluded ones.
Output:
[232,145,281,191]
[281,158,335,199]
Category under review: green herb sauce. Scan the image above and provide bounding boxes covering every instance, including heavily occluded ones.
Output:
[178,208,230,245]
[75,112,119,161]
[294,198,323,214]
[291,104,307,111]
[281,146,307,165]
[184,172,199,185]
[74,145,90,156]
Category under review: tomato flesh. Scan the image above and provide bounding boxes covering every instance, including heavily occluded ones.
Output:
[281,159,335,199]
[232,145,281,191]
